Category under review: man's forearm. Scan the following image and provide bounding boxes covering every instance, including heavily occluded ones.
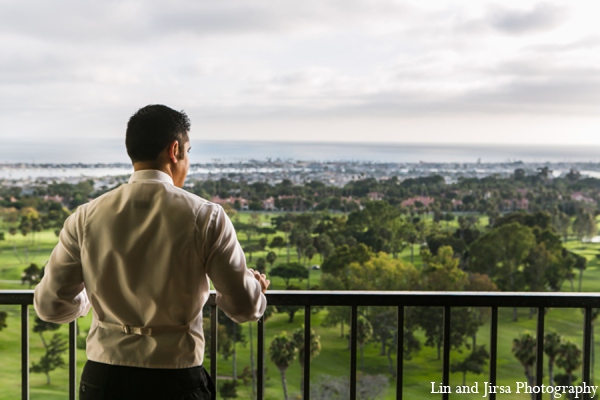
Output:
[34,285,91,324]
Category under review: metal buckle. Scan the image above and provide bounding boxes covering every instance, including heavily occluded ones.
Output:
[122,325,132,335]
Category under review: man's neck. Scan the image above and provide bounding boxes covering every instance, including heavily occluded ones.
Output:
[132,162,172,178]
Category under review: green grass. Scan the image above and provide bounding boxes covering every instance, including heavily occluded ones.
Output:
[3,221,600,399]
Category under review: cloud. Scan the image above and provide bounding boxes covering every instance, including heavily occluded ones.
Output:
[487,3,567,35]
[0,0,598,147]
[0,0,411,45]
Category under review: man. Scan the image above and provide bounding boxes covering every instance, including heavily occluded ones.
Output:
[34,104,269,399]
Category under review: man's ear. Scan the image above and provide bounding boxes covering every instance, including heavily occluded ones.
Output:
[167,140,180,164]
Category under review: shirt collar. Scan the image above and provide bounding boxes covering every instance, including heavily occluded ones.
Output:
[128,169,174,185]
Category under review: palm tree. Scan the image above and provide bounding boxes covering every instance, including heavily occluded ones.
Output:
[293,327,322,397]
[357,316,373,372]
[573,210,597,243]
[450,345,490,386]
[0,311,7,331]
[544,332,562,387]
[304,244,317,289]
[266,251,277,273]
[269,332,297,400]
[281,221,294,263]
[512,332,536,400]
[557,340,582,388]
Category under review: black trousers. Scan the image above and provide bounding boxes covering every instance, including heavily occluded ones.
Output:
[80,360,214,400]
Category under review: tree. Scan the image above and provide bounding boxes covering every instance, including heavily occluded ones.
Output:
[243,244,263,263]
[469,222,536,320]
[270,263,308,286]
[293,327,322,397]
[269,332,297,400]
[258,237,268,250]
[21,263,41,288]
[216,312,247,380]
[544,331,562,387]
[219,380,238,399]
[235,221,256,242]
[323,252,421,369]
[290,228,312,265]
[314,234,334,263]
[557,340,582,389]
[451,345,490,385]
[304,244,317,289]
[30,333,68,385]
[573,210,597,242]
[281,221,294,263]
[512,332,536,399]
[567,169,581,182]
[0,311,7,331]
[202,317,234,361]
[321,243,372,280]
[464,273,497,349]
[257,226,277,241]
[321,305,351,339]
[266,251,277,272]
[356,316,373,372]
[537,166,552,181]
[277,285,303,323]
[269,236,286,255]
[33,316,60,350]
[553,211,571,242]
[365,306,421,379]
[400,222,420,264]
[418,247,479,359]
[573,253,587,292]
[255,258,266,274]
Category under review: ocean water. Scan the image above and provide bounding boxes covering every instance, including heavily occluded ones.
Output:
[197,141,600,164]
[3,139,600,164]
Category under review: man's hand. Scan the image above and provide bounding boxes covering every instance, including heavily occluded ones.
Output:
[249,269,270,294]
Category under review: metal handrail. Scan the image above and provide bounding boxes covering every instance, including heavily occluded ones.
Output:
[2,290,600,400]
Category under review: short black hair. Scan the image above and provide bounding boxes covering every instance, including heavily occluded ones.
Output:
[125,104,191,163]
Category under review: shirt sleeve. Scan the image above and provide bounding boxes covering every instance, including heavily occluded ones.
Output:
[201,206,266,323]
[34,207,91,324]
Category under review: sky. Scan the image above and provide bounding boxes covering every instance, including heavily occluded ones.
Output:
[1,0,600,162]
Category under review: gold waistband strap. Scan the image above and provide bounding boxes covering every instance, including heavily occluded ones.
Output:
[97,320,190,336]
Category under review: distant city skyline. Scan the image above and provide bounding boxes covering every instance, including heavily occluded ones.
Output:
[1,0,599,157]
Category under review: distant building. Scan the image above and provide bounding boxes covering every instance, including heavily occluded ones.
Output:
[367,192,384,201]
[262,197,276,211]
[211,195,249,211]
[276,195,299,211]
[571,192,596,204]
[341,196,363,211]
[451,199,463,210]
[43,195,64,204]
[501,198,529,211]
[402,196,435,208]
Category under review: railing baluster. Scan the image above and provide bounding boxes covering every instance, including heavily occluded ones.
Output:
[396,306,404,400]
[210,304,217,400]
[584,307,593,400]
[535,307,545,400]
[69,321,77,400]
[257,314,265,400]
[21,304,29,400]
[489,307,498,400]
[304,305,311,400]
[442,306,451,400]
[350,305,358,400]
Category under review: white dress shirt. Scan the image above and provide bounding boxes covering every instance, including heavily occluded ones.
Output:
[34,169,266,368]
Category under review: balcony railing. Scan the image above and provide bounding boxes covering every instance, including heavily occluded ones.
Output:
[2,290,600,400]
